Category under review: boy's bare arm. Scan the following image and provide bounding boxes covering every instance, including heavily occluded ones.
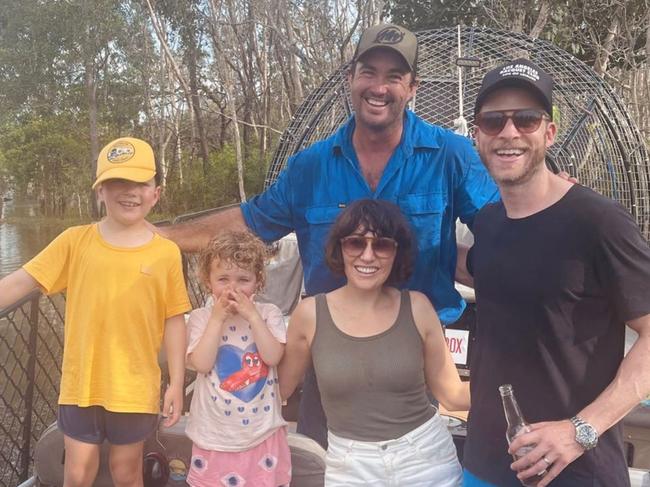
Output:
[0,269,40,310]
[156,206,248,252]
[162,314,187,427]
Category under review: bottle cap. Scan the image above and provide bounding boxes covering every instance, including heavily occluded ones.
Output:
[499,384,514,395]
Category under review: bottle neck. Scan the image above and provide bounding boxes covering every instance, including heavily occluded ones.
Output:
[501,392,527,428]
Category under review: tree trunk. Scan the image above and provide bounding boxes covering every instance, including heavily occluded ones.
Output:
[593,8,621,76]
[279,0,304,112]
[83,0,100,219]
[187,40,211,178]
[638,2,650,141]
[260,25,270,163]
[224,71,246,202]
[529,0,550,39]
[145,0,195,150]
[85,64,99,218]
[510,9,526,33]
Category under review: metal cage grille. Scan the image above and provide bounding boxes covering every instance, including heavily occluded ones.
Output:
[265,26,650,241]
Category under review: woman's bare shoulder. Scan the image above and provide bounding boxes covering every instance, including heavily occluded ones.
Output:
[407,290,441,335]
[407,289,434,311]
[288,296,317,336]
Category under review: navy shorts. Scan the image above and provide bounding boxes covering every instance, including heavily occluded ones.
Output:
[57,405,158,445]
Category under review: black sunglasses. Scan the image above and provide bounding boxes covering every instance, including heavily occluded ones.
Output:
[340,235,398,258]
[475,109,550,136]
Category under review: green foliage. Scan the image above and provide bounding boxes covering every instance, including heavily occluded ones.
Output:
[159,142,268,217]
[542,0,649,68]
[1,0,646,224]
[385,0,482,31]
[0,115,93,216]
[387,0,649,69]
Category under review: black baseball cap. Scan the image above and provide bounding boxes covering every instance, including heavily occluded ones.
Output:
[474,58,554,119]
[353,23,418,73]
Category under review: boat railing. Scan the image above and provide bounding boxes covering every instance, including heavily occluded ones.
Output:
[0,206,238,487]
[1,291,64,487]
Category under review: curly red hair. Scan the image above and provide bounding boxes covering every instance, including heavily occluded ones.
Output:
[198,230,268,292]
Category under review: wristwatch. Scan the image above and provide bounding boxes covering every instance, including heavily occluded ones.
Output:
[570,415,599,450]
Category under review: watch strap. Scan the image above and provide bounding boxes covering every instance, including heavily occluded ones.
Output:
[570,415,585,428]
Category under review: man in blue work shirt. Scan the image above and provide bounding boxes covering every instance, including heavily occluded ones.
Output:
[162,23,499,447]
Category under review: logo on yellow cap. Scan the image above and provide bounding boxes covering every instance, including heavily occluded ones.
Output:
[106,141,136,164]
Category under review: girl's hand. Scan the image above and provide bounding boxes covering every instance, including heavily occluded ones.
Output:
[229,289,261,323]
[210,287,236,324]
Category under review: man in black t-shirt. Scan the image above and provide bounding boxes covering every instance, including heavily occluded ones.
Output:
[458,59,650,487]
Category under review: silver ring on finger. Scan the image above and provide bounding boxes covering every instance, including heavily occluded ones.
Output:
[542,456,552,466]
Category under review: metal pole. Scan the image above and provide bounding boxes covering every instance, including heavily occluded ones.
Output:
[20,295,39,481]
[457,25,463,117]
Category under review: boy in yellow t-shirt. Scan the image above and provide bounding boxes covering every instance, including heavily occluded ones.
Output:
[0,137,191,487]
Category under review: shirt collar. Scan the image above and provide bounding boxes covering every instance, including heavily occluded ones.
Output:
[405,110,441,150]
[332,110,441,157]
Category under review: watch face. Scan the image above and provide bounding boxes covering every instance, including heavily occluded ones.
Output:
[576,424,598,449]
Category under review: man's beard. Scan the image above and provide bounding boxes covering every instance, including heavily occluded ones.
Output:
[484,145,547,187]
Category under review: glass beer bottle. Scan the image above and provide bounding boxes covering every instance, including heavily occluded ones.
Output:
[499,384,545,487]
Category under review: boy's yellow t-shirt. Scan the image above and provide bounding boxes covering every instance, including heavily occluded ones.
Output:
[23,224,191,413]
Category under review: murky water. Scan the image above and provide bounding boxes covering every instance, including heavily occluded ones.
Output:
[0,198,71,277]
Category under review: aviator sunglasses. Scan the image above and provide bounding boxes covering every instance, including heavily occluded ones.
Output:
[475,109,550,136]
[340,235,398,258]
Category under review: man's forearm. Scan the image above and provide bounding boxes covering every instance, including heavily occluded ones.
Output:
[455,243,474,288]
[159,206,248,252]
[578,315,650,435]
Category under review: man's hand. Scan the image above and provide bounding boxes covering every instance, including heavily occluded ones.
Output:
[161,383,183,427]
[509,420,583,486]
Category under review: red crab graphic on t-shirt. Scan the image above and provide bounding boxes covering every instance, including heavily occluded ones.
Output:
[219,351,269,392]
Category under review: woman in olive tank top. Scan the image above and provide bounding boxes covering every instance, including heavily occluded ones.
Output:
[279,199,468,486]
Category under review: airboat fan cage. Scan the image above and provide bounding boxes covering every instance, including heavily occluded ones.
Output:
[265,26,650,241]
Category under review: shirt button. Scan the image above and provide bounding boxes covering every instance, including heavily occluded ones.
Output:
[381,444,387,450]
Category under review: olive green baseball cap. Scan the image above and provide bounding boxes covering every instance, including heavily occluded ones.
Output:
[353,23,418,73]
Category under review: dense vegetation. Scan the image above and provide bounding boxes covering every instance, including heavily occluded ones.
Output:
[0,0,647,220]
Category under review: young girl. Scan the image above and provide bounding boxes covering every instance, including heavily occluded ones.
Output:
[185,230,291,487]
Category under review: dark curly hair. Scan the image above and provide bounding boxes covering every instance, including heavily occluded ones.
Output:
[198,230,268,292]
[325,199,414,286]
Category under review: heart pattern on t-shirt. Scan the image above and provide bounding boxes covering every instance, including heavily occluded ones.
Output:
[215,343,268,402]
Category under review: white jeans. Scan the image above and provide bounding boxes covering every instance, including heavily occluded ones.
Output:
[325,413,462,486]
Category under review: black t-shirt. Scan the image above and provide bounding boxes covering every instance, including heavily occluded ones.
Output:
[464,184,650,487]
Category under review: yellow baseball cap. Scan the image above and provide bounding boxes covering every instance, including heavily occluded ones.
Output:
[92,137,157,189]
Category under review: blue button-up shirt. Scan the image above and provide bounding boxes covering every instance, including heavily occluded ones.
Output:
[242,110,498,324]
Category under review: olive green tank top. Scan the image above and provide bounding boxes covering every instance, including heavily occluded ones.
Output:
[311,290,435,441]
